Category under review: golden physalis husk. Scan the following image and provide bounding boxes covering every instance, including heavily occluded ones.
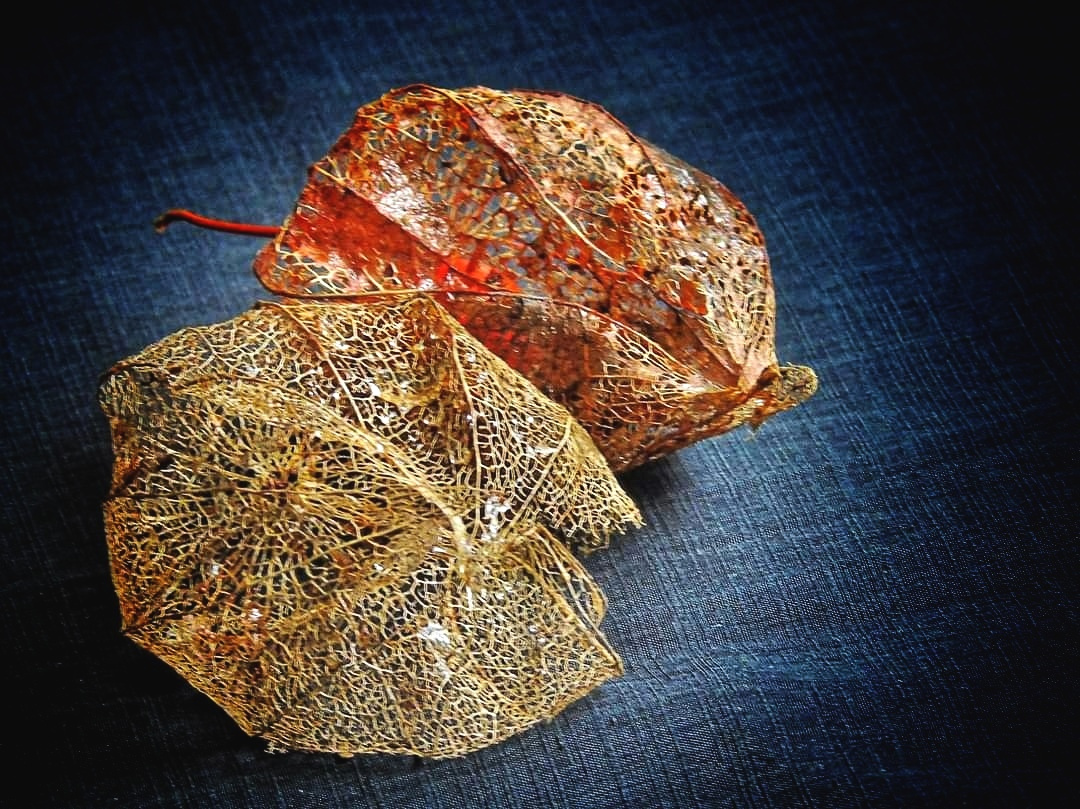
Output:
[100,296,640,758]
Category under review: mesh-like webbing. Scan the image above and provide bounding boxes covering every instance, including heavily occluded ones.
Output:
[100,297,639,757]
[253,85,816,470]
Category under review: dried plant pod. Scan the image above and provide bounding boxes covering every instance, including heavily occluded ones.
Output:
[106,84,821,757]
[253,84,817,470]
[100,296,640,758]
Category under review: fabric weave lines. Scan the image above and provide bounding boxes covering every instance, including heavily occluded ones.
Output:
[1,1,1075,806]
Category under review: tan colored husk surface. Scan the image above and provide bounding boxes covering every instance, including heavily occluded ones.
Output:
[100,296,639,757]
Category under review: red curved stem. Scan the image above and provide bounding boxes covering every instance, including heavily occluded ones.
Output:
[154,208,281,237]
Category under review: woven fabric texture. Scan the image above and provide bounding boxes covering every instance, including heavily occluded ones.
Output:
[2,1,1075,806]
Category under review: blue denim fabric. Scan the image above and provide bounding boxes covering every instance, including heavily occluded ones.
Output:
[2,1,1075,806]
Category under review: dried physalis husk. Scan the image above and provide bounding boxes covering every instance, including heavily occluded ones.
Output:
[253,84,817,471]
[99,296,640,758]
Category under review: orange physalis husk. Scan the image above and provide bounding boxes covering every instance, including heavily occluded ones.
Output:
[254,84,817,471]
